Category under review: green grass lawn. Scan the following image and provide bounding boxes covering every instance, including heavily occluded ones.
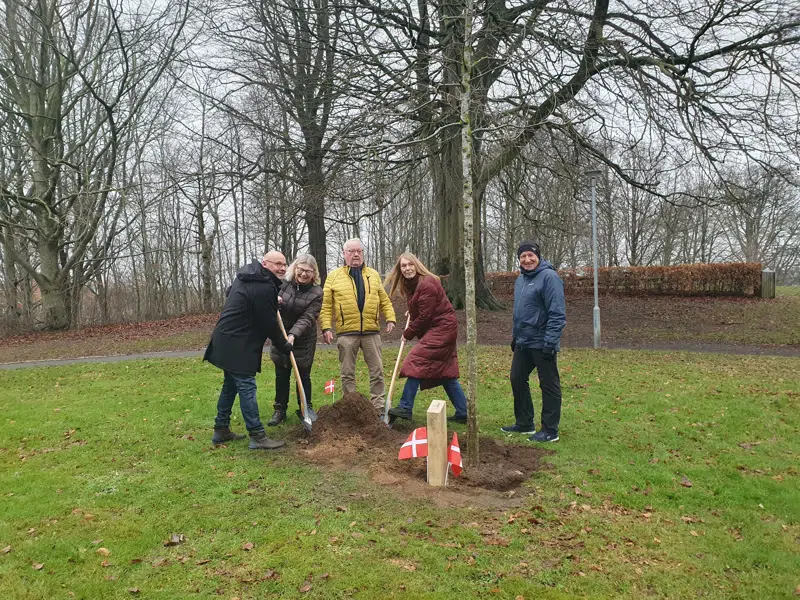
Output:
[1,348,798,599]
[777,286,800,297]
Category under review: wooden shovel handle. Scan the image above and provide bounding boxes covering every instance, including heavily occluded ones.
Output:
[384,314,411,423]
[276,312,308,418]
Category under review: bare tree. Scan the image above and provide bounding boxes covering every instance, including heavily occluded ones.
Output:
[0,0,191,328]
[337,0,800,305]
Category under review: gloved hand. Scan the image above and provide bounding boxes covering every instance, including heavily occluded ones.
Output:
[541,348,556,361]
[510,339,516,352]
[282,340,294,355]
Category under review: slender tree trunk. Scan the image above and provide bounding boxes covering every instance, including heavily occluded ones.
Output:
[461,0,479,467]
[1,230,20,331]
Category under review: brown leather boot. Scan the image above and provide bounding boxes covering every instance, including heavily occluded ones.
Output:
[211,427,246,445]
[248,432,285,450]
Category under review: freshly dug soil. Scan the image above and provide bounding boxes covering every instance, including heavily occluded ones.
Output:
[297,392,550,493]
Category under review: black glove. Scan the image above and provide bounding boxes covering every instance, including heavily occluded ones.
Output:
[282,340,294,355]
[510,339,516,352]
[541,348,556,361]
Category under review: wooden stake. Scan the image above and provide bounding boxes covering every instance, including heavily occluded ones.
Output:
[426,400,447,487]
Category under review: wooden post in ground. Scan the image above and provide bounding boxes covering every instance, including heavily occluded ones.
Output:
[760,269,776,299]
[426,400,447,487]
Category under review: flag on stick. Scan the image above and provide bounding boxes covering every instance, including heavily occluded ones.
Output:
[324,379,335,394]
[398,427,428,459]
[447,432,462,477]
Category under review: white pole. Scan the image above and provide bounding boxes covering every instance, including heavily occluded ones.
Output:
[586,170,602,349]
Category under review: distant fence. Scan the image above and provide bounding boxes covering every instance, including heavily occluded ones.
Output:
[486,262,765,299]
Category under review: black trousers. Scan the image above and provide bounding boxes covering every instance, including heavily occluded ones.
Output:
[510,347,562,433]
[274,364,313,410]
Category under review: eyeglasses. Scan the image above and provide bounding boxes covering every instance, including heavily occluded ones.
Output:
[295,267,314,275]
[265,260,287,268]
[344,249,363,254]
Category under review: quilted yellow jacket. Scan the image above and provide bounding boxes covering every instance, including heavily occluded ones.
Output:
[320,265,396,334]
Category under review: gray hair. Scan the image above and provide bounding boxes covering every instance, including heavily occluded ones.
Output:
[342,238,364,251]
[285,253,321,285]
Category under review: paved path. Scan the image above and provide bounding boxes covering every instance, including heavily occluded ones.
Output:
[1,341,797,370]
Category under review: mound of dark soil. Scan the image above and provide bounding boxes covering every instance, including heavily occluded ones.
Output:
[299,392,549,494]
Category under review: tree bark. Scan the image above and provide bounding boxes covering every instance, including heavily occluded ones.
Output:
[461,0,479,466]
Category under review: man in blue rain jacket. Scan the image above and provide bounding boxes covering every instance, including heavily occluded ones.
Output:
[502,241,566,442]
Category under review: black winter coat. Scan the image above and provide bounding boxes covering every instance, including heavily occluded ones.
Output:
[203,260,286,376]
[270,280,323,370]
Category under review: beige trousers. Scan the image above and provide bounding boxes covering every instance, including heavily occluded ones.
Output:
[337,333,385,411]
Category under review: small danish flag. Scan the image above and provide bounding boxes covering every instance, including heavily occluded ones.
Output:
[398,427,428,459]
[448,432,462,477]
[324,379,335,394]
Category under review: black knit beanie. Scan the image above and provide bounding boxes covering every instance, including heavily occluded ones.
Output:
[517,240,541,259]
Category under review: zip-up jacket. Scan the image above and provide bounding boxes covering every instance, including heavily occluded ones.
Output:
[320,265,396,335]
[512,259,566,351]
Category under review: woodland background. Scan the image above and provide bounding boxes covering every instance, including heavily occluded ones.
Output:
[1,0,799,333]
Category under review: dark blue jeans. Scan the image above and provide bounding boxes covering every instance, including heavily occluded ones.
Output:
[510,347,561,433]
[214,371,264,434]
[398,377,468,418]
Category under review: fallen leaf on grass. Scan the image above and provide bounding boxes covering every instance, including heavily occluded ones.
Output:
[101,560,112,567]
[263,569,279,580]
[163,533,186,546]
[388,559,417,571]
[96,548,111,557]
[130,558,143,564]
[680,476,693,488]
[151,557,169,567]
[336,505,348,512]
[241,542,254,551]
[196,559,211,565]
[299,582,312,593]
[484,536,510,547]
[738,441,760,450]
[690,530,699,537]
[128,588,140,594]
[33,563,44,570]
[1,546,11,554]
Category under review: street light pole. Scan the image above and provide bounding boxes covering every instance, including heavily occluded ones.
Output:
[585,169,602,349]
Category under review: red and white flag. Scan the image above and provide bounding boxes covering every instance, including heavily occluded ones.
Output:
[324,379,335,394]
[447,432,462,477]
[398,427,428,460]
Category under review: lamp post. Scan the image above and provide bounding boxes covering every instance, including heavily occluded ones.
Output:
[585,169,602,349]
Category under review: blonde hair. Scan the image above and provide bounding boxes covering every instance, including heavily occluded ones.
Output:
[285,254,321,285]
[383,252,439,297]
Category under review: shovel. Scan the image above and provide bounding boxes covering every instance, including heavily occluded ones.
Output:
[383,314,411,425]
[277,312,313,433]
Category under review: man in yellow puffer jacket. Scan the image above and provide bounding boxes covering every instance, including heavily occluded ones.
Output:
[321,238,396,414]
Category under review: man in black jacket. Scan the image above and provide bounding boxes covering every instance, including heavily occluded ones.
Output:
[204,251,293,449]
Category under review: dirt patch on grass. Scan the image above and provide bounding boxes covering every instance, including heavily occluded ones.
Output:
[296,392,550,504]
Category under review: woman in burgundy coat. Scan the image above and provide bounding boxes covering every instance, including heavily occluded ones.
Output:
[384,253,468,423]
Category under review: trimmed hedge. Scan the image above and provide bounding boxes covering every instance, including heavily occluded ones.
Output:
[485,262,764,299]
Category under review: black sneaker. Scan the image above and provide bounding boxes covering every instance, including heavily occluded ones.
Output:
[447,414,467,424]
[500,424,536,434]
[529,430,559,443]
[388,407,413,420]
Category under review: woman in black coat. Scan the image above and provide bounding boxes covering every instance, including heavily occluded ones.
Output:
[267,254,323,426]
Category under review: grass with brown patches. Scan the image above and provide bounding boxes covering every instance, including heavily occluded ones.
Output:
[0,347,798,599]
